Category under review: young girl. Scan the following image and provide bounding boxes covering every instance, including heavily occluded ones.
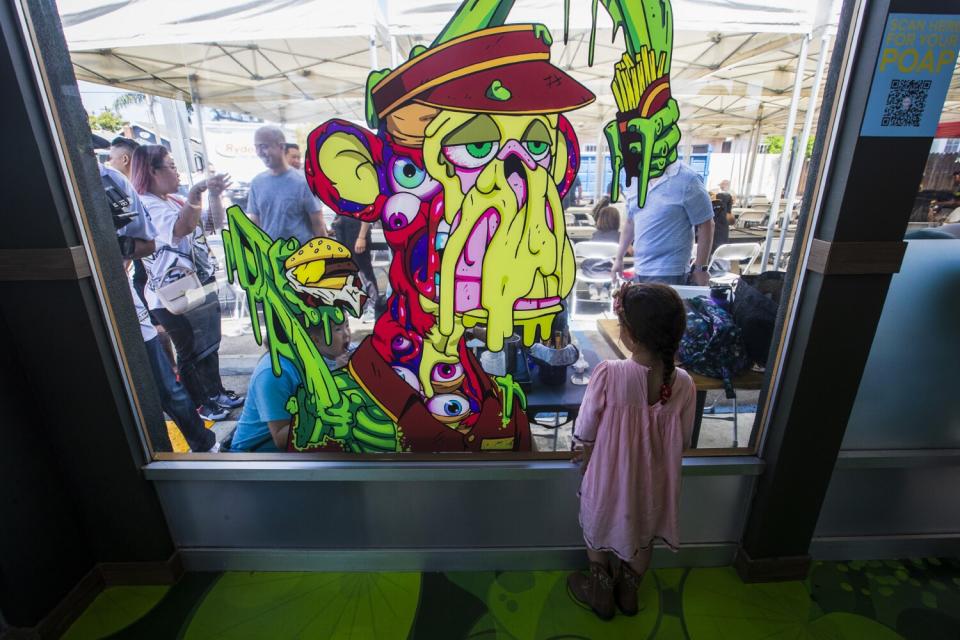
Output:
[568,283,696,620]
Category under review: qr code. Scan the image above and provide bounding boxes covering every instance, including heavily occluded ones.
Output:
[881,78,931,127]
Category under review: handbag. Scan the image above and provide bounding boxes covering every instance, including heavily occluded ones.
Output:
[154,264,218,315]
[152,240,217,315]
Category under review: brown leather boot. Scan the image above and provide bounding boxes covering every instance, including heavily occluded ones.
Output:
[614,561,643,616]
[567,562,616,620]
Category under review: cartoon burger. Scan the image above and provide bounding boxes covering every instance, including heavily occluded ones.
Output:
[284,238,366,317]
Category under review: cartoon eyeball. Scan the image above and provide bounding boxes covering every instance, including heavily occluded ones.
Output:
[442,141,500,170]
[391,335,415,356]
[430,361,464,393]
[426,393,471,424]
[523,140,551,163]
[381,192,421,231]
[390,157,440,199]
[392,366,422,393]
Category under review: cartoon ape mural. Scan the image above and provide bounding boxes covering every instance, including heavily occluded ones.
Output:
[223,0,680,453]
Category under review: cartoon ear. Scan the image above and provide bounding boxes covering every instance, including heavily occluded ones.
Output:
[553,115,581,199]
[305,119,386,222]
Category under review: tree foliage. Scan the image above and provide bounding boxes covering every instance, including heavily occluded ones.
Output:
[88,108,125,133]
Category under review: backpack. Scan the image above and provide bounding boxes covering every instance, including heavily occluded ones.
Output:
[731,272,785,366]
[678,296,749,398]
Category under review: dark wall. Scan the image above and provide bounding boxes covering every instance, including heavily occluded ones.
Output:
[0,0,174,628]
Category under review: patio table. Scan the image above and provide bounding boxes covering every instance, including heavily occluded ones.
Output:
[596,318,764,449]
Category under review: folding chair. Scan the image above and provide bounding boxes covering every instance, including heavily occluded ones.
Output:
[571,241,619,317]
[708,243,761,286]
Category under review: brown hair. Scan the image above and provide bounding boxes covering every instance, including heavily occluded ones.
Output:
[595,206,620,232]
[130,144,169,195]
[591,195,610,218]
[617,283,686,403]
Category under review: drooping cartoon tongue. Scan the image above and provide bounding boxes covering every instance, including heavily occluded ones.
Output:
[454,208,500,313]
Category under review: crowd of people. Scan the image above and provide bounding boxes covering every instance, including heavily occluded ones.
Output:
[97,117,738,454]
[96,125,375,452]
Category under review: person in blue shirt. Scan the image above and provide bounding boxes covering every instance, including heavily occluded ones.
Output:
[229,317,353,451]
[612,162,714,286]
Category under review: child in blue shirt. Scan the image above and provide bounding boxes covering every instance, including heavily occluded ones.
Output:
[230,318,353,451]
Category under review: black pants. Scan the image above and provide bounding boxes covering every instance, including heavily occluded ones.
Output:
[151,286,224,407]
[144,336,215,451]
[333,218,379,301]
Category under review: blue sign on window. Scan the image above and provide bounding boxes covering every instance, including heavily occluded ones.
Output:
[861,13,960,137]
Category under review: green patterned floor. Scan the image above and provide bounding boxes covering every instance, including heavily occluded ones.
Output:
[62,559,960,639]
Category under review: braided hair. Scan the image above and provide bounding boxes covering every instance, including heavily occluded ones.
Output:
[615,283,687,404]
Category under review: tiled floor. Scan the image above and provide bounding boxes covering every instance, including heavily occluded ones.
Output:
[62,558,960,639]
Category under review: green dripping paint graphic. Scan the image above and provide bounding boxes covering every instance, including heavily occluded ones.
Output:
[221,206,399,453]
[495,374,527,429]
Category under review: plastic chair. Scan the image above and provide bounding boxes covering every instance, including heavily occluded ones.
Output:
[708,243,761,286]
[736,211,766,229]
[571,241,619,317]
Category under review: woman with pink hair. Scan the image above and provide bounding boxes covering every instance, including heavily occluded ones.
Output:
[132,144,244,422]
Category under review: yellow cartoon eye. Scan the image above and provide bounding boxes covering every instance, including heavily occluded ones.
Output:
[443,141,499,169]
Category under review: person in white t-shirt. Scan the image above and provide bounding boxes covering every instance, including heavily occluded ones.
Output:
[94,135,219,451]
[131,144,244,422]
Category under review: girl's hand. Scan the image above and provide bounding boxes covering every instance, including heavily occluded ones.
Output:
[354,236,367,254]
[571,443,592,474]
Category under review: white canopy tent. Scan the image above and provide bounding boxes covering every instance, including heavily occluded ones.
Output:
[63,0,856,268]
[61,0,841,137]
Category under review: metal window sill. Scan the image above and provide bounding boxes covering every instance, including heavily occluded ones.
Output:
[142,456,765,482]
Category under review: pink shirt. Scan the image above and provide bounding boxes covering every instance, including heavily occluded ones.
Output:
[575,359,696,559]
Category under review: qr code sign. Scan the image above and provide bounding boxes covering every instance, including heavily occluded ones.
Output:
[881,78,931,127]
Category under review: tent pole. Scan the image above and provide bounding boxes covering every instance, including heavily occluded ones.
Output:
[188,75,211,179]
[775,31,830,269]
[742,108,762,206]
[761,33,810,270]
[733,135,746,204]
[595,126,605,204]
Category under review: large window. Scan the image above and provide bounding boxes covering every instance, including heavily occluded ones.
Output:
[39,0,848,458]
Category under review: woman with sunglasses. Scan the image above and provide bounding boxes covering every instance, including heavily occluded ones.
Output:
[131,144,244,423]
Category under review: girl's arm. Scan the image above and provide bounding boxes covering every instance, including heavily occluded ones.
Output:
[679,374,697,449]
[571,361,609,470]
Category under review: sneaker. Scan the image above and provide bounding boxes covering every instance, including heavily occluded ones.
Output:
[197,440,221,453]
[214,390,245,410]
[198,402,229,421]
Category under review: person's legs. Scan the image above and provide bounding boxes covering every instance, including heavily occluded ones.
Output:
[567,545,615,620]
[626,545,653,577]
[151,307,206,406]
[586,547,608,570]
[614,545,653,616]
[189,289,244,410]
[144,337,215,452]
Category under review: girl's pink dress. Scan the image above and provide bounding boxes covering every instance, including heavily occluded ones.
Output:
[575,359,696,560]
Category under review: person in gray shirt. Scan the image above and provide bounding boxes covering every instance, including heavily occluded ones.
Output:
[248,126,327,244]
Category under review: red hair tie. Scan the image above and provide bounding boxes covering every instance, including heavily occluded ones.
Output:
[659,383,672,404]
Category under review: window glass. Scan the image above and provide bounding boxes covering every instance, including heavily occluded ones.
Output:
[54,0,843,457]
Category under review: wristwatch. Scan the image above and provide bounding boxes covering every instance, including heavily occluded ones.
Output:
[691,265,709,272]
